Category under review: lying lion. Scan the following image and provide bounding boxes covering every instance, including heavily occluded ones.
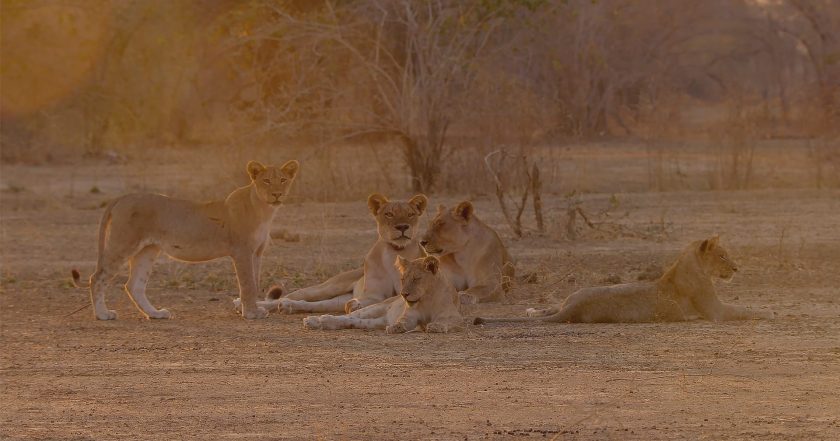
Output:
[72,160,299,320]
[475,236,773,324]
[302,256,462,333]
[420,201,515,304]
[246,193,428,314]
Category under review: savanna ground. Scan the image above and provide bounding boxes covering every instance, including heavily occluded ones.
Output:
[1,143,839,440]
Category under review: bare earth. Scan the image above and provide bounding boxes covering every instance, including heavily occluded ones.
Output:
[1,161,839,440]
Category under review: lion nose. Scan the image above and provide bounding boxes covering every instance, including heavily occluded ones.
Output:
[420,240,428,247]
[272,192,283,199]
[395,224,409,233]
[400,291,409,298]
[732,267,738,272]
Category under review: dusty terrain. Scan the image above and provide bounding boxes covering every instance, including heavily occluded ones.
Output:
[1,157,839,440]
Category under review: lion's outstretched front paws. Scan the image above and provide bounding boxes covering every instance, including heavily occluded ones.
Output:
[386,322,407,334]
[302,316,321,330]
[344,299,362,314]
[148,309,172,319]
[242,306,269,320]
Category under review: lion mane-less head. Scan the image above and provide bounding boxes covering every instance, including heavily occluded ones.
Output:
[247,160,300,206]
[696,235,738,280]
[367,193,428,249]
[396,255,442,303]
[420,201,474,255]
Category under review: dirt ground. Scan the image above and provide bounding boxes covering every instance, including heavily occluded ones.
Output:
[2,158,840,440]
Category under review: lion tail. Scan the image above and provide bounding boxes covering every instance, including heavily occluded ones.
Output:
[70,198,119,289]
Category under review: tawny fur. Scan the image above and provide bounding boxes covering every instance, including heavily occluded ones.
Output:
[239,193,428,315]
[475,236,774,325]
[302,256,462,333]
[420,201,515,304]
[72,160,299,320]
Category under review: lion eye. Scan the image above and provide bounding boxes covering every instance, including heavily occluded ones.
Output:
[280,178,287,183]
[262,179,271,184]
[384,213,394,218]
[408,212,415,218]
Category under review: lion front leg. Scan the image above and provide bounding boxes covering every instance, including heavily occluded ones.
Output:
[233,252,267,319]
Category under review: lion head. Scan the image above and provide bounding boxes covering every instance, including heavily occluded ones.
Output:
[368,193,428,249]
[396,255,446,304]
[697,236,739,280]
[419,201,474,255]
[247,160,300,206]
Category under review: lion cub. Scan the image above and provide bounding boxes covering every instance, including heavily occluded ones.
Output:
[302,256,462,333]
[475,236,774,325]
[72,160,299,320]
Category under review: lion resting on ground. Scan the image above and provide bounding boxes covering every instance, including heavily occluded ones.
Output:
[72,160,299,320]
[475,236,773,324]
[420,201,515,304]
[245,193,428,314]
[302,256,462,333]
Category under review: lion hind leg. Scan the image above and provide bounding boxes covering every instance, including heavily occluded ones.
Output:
[281,294,354,314]
[315,314,388,330]
[284,268,364,301]
[124,246,171,319]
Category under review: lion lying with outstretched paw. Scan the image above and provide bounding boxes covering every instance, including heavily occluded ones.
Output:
[302,256,462,333]
[475,236,773,325]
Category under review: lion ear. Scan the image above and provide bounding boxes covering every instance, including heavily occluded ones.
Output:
[395,256,409,274]
[367,193,389,216]
[409,194,428,215]
[423,256,439,274]
[280,160,299,179]
[246,161,266,181]
[453,201,473,222]
[700,235,720,253]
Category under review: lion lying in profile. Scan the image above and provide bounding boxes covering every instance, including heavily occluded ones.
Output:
[420,201,515,304]
[475,236,774,324]
[72,160,299,320]
[302,256,462,333]
[244,193,428,314]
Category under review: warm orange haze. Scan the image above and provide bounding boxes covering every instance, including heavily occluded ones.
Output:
[1,0,838,439]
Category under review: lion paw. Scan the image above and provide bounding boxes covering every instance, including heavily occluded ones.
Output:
[458,292,478,305]
[425,322,450,333]
[344,299,362,314]
[232,298,242,312]
[386,323,407,334]
[149,309,172,319]
[242,306,269,320]
[277,298,297,314]
[302,316,321,330]
[96,309,118,320]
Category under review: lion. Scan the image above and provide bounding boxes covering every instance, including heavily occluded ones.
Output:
[302,256,462,333]
[244,193,428,314]
[71,160,300,320]
[420,201,515,304]
[474,236,774,325]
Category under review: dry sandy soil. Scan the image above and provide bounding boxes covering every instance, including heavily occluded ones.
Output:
[1,158,839,440]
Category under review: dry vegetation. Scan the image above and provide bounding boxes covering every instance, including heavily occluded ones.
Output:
[2,0,840,439]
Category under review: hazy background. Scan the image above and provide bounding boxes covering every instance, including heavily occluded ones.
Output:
[2,0,838,199]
